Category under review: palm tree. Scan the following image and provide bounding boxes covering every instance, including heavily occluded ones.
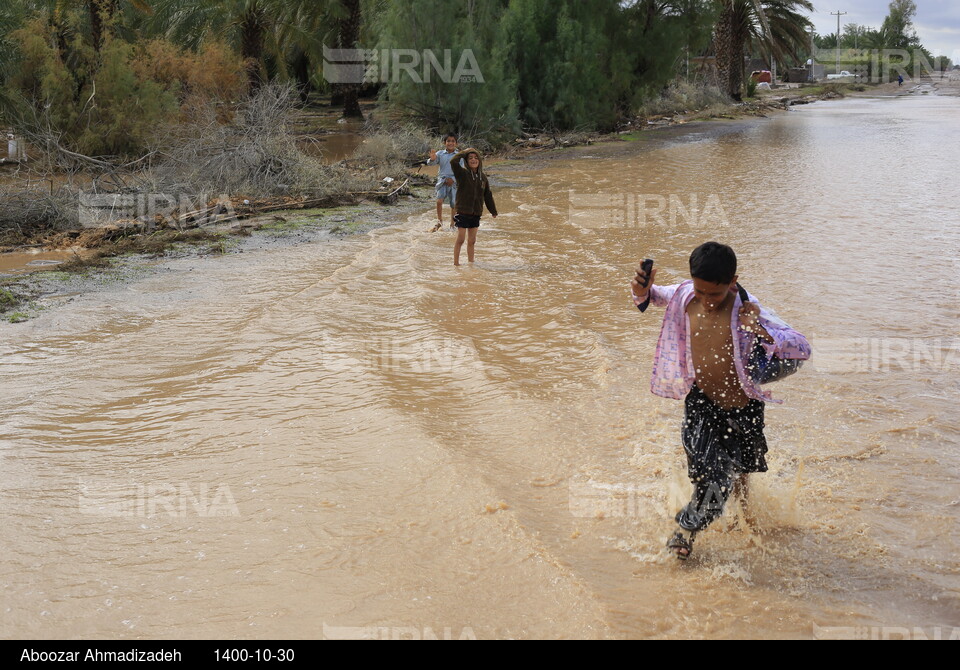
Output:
[146,0,368,111]
[334,0,363,118]
[715,0,813,100]
[147,0,326,91]
[282,1,337,102]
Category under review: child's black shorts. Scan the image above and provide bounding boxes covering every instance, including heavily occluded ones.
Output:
[682,385,768,478]
[454,214,481,229]
[674,386,769,532]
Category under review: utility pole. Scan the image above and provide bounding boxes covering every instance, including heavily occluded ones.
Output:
[809,27,817,82]
[831,10,847,74]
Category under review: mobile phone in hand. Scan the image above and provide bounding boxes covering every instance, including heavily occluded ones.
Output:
[640,258,654,287]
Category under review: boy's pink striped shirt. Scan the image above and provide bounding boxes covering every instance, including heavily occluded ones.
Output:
[633,280,811,404]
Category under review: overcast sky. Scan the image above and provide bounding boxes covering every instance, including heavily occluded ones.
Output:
[809,0,960,58]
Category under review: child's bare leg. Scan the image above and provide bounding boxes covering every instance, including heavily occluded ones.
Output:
[466,227,478,263]
[435,200,444,223]
[450,208,457,229]
[453,227,466,266]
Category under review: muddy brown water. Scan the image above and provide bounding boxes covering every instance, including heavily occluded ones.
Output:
[1,95,958,639]
[0,250,76,277]
[297,128,365,164]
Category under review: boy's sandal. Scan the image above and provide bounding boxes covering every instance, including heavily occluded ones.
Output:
[666,530,695,560]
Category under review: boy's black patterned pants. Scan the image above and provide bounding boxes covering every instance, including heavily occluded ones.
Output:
[675,385,768,532]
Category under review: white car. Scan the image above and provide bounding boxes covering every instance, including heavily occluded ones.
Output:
[827,70,858,80]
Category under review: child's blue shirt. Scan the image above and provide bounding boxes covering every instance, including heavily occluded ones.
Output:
[428,149,461,181]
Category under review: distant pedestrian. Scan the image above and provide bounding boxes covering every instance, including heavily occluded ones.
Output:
[898,74,904,87]
[427,133,461,231]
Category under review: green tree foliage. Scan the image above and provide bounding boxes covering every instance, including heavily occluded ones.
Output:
[502,0,716,131]
[882,0,918,50]
[500,0,611,129]
[375,0,720,134]
[841,23,866,49]
[147,0,284,90]
[16,0,930,147]
[879,0,936,77]
[8,14,180,155]
[630,1,717,95]
[81,39,179,154]
[3,3,246,156]
[145,0,343,94]
[375,0,519,140]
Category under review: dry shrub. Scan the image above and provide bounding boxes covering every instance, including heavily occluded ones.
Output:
[130,39,247,109]
[351,123,500,177]
[129,39,192,91]
[352,122,433,167]
[637,81,731,117]
[0,185,79,238]
[188,42,247,104]
[819,82,847,97]
[2,85,373,239]
[146,83,368,198]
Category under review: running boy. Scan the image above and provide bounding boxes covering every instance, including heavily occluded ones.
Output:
[427,133,461,231]
[630,242,811,560]
[449,147,497,266]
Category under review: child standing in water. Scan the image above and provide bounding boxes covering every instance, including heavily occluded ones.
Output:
[427,133,461,231]
[449,147,497,266]
[630,242,811,560]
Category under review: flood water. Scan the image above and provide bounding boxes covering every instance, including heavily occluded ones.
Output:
[1,95,958,639]
[0,250,74,277]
